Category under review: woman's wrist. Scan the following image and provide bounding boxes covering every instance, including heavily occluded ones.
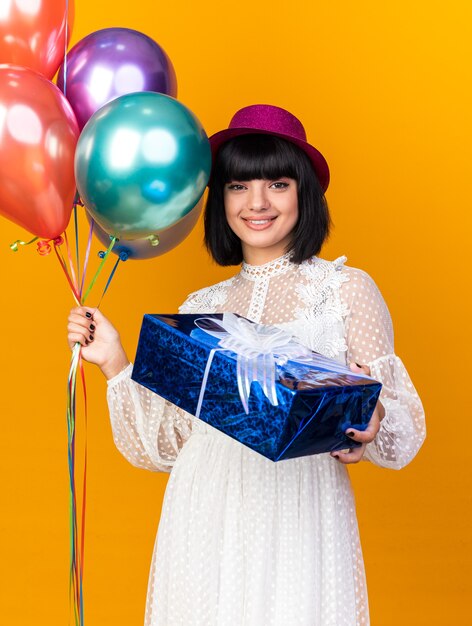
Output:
[100,347,130,380]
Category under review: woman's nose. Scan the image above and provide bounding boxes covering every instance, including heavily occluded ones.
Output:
[248,184,270,211]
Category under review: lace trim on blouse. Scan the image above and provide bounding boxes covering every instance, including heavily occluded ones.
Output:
[288,255,350,358]
[179,277,234,313]
[240,251,293,280]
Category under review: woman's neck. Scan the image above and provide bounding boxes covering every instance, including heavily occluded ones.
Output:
[241,242,290,266]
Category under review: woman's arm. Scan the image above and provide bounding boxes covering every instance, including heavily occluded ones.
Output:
[338,268,426,469]
[106,364,192,472]
[67,307,192,472]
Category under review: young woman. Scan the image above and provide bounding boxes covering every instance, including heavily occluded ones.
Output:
[67,104,426,626]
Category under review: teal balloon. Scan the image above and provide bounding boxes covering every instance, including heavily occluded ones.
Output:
[75,92,211,238]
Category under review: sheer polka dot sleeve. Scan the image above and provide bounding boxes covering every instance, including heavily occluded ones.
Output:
[107,364,192,473]
[341,268,426,469]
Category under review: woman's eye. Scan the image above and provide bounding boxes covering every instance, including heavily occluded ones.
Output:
[227,183,245,191]
[270,181,289,189]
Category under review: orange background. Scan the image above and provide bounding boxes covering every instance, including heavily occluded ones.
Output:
[1,0,471,624]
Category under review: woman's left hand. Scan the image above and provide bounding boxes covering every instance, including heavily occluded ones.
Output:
[330,362,385,465]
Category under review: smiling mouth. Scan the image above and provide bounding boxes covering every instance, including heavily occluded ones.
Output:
[242,217,277,225]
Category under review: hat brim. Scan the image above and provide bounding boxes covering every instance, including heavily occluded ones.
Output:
[209,127,330,192]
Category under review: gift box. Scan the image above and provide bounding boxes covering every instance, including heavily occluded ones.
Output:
[131,313,382,461]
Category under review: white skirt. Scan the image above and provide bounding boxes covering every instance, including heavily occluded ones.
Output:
[145,420,369,626]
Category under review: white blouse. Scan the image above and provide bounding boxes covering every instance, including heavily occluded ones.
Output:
[107,254,425,626]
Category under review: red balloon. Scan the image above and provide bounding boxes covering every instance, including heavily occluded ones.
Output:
[0,0,74,79]
[0,65,79,239]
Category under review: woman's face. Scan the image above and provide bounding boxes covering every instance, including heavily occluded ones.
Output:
[224,177,299,264]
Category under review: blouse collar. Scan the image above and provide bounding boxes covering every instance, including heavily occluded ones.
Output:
[240,251,294,280]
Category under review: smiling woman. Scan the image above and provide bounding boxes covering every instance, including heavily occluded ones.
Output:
[223,176,300,264]
[205,133,331,266]
[67,104,425,625]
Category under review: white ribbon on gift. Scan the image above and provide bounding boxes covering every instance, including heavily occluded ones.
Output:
[194,313,313,417]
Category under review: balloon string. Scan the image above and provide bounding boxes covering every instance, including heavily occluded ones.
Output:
[79,219,95,299]
[37,239,54,256]
[74,202,80,289]
[55,229,82,626]
[96,251,128,308]
[53,239,81,305]
[67,346,82,626]
[52,217,117,626]
[68,343,87,626]
[49,209,116,626]
[81,237,116,304]
[64,234,117,626]
[67,343,82,626]
[63,0,69,98]
[78,355,88,621]
[64,230,79,293]
[10,236,39,252]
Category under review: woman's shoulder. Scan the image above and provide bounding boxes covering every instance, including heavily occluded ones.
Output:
[178,276,235,313]
[314,257,388,311]
[299,255,384,304]
[298,254,351,286]
[303,255,379,286]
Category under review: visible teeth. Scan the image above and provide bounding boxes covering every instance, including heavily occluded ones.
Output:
[249,220,271,225]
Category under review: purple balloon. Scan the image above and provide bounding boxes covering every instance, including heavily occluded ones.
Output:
[57,27,177,130]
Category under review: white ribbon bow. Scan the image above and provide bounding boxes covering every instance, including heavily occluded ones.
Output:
[194,313,312,415]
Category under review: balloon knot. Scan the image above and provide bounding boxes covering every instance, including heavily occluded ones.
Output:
[119,251,129,262]
[98,250,106,258]
[53,236,64,246]
[37,240,52,256]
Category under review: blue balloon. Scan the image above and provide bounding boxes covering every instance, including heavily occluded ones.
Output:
[75,92,211,238]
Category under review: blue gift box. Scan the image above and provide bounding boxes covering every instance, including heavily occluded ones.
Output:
[131,313,382,462]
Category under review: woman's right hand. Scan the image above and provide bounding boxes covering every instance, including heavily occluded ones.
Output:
[67,307,130,379]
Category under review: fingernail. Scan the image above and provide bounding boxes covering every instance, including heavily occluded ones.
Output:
[89,335,94,341]
[86,312,92,319]
[90,324,95,331]
[346,431,355,437]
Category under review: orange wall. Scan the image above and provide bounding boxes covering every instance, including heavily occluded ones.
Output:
[0,0,470,624]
